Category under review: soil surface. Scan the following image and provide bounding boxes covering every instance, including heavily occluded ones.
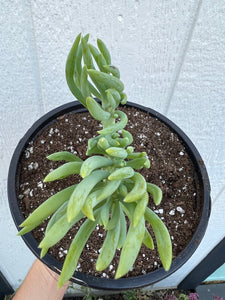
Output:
[17,105,203,279]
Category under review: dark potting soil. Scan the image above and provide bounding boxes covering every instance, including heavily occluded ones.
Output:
[17,105,203,278]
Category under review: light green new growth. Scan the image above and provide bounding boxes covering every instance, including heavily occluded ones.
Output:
[19,33,172,288]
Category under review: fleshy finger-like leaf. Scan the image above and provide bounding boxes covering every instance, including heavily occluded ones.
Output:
[100,198,112,228]
[43,162,82,182]
[67,170,109,222]
[19,185,76,229]
[106,200,120,230]
[39,204,83,255]
[117,204,127,249]
[133,192,149,227]
[143,228,154,250]
[57,212,100,289]
[115,217,145,279]
[96,217,120,271]
[147,183,163,205]
[123,172,146,203]
[80,155,113,178]
[81,190,102,221]
[145,207,172,271]
[47,151,82,162]
[97,111,128,135]
[65,33,86,107]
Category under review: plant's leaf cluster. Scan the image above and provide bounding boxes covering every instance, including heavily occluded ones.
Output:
[19,33,172,289]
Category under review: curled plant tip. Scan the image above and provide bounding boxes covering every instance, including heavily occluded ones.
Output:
[120,92,127,105]
[97,137,110,150]
[19,33,172,287]
[106,90,117,110]
[122,130,133,145]
[147,183,163,205]
[80,155,113,178]
[106,88,121,106]
[97,111,128,135]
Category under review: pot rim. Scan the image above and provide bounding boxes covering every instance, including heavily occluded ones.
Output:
[7,101,211,290]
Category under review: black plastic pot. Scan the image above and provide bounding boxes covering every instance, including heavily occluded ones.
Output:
[8,101,211,290]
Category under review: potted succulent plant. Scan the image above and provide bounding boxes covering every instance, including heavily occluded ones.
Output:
[8,33,211,291]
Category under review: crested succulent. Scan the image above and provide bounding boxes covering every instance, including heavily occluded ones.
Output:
[18,33,172,289]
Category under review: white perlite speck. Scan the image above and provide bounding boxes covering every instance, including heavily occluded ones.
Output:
[37,181,43,189]
[28,163,33,170]
[24,188,30,195]
[177,206,185,214]
[25,150,30,158]
[109,265,114,271]
[49,128,54,135]
[169,209,175,216]
[28,162,39,170]
[28,146,33,153]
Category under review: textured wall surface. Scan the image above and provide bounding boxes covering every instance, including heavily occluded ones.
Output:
[0,0,224,291]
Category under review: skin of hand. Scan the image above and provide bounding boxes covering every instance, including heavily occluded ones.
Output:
[13,259,69,300]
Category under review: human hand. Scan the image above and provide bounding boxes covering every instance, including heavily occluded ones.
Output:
[13,259,69,300]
